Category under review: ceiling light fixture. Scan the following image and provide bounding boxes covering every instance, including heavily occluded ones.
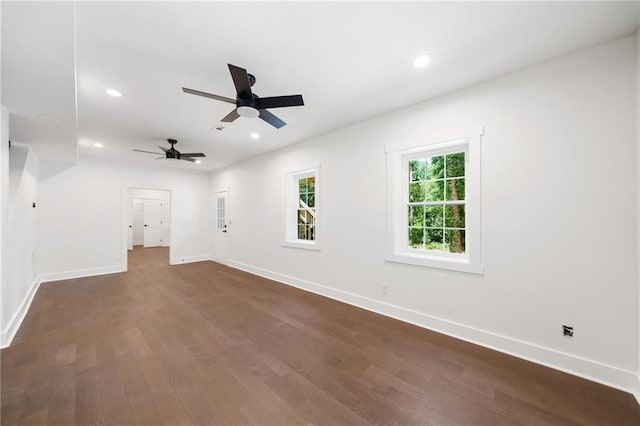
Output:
[93,142,104,148]
[237,106,259,118]
[195,160,202,164]
[105,88,122,97]
[413,54,431,68]
[250,132,260,139]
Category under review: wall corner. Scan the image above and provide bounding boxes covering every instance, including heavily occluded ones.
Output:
[1,107,10,337]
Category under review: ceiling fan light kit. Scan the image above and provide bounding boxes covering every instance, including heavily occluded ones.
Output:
[183,63,305,129]
[237,106,259,118]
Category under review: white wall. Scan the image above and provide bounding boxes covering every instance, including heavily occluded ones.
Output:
[37,157,212,278]
[128,188,171,247]
[0,106,9,345]
[212,36,639,393]
[2,143,39,347]
[636,29,640,401]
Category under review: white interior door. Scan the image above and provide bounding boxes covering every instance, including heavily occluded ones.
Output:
[127,205,133,251]
[213,191,229,263]
[127,226,133,251]
[132,201,144,245]
[143,198,163,247]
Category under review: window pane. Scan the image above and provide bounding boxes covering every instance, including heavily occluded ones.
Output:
[425,229,444,251]
[299,178,308,194]
[307,193,315,208]
[300,193,309,206]
[445,178,465,201]
[445,152,465,178]
[426,156,445,179]
[444,205,465,228]
[426,180,444,202]
[408,206,424,227]
[298,224,306,239]
[297,209,306,225]
[308,176,315,192]
[408,227,424,248]
[445,229,466,254]
[425,205,443,228]
[409,182,426,202]
[409,159,426,182]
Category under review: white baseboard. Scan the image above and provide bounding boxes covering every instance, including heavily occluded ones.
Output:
[170,254,212,265]
[38,264,124,284]
[228,260,638,398]
[1,276,41,349]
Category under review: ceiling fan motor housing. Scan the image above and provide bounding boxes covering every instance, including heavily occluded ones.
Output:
[236,93,259,108]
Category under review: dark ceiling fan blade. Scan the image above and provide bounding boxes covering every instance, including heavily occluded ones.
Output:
[180,157,196,162]
[228,64,252,98]
[182,87,236,104]
[259,109,286,129]
[133,149,164,155]
[221,108,240,123]
[180,152,205,157]
[256,95,304,109]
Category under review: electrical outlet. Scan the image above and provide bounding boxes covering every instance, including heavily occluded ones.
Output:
[381,284,388,296]
[562,325,574,337]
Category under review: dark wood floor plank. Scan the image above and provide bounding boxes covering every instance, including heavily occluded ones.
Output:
[17,408,48,426]
[75,367,104,426]
[2,246,639,425]
[97,343,135,426]
[46,364,76,426]
[115,356,163,425]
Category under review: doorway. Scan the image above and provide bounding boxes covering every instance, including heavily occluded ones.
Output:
[213,189,229,264]
[124,187,172,270]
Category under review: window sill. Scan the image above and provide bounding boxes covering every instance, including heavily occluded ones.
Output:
[282,240,322,251]
[385,252,483,274]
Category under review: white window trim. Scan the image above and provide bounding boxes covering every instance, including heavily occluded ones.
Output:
[385,128,483,274]
[283,163,321,251]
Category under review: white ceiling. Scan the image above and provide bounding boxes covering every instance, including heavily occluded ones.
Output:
[2,2,639,171]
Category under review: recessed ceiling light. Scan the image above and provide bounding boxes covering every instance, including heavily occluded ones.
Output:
[195,160,202,164]
[93,142,104,148]
[413,54,431,68]
[105,88,122,97]
[250,132,260,139]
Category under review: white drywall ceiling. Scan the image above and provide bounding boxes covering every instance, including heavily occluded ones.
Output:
[2,2,638,170]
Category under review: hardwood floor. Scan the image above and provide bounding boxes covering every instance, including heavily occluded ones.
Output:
[2,246,639,425]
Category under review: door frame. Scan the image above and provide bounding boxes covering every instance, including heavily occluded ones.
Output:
[121,186,173,272]
[212,188,230,265]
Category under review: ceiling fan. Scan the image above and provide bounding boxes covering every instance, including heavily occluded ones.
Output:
[182,63,304,129]
[133,139,205,162]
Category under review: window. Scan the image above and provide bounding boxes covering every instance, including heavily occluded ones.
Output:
[284,164,320,250]
[408,152,466,254]
[386,130,482,274]
[297,175,316,241]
